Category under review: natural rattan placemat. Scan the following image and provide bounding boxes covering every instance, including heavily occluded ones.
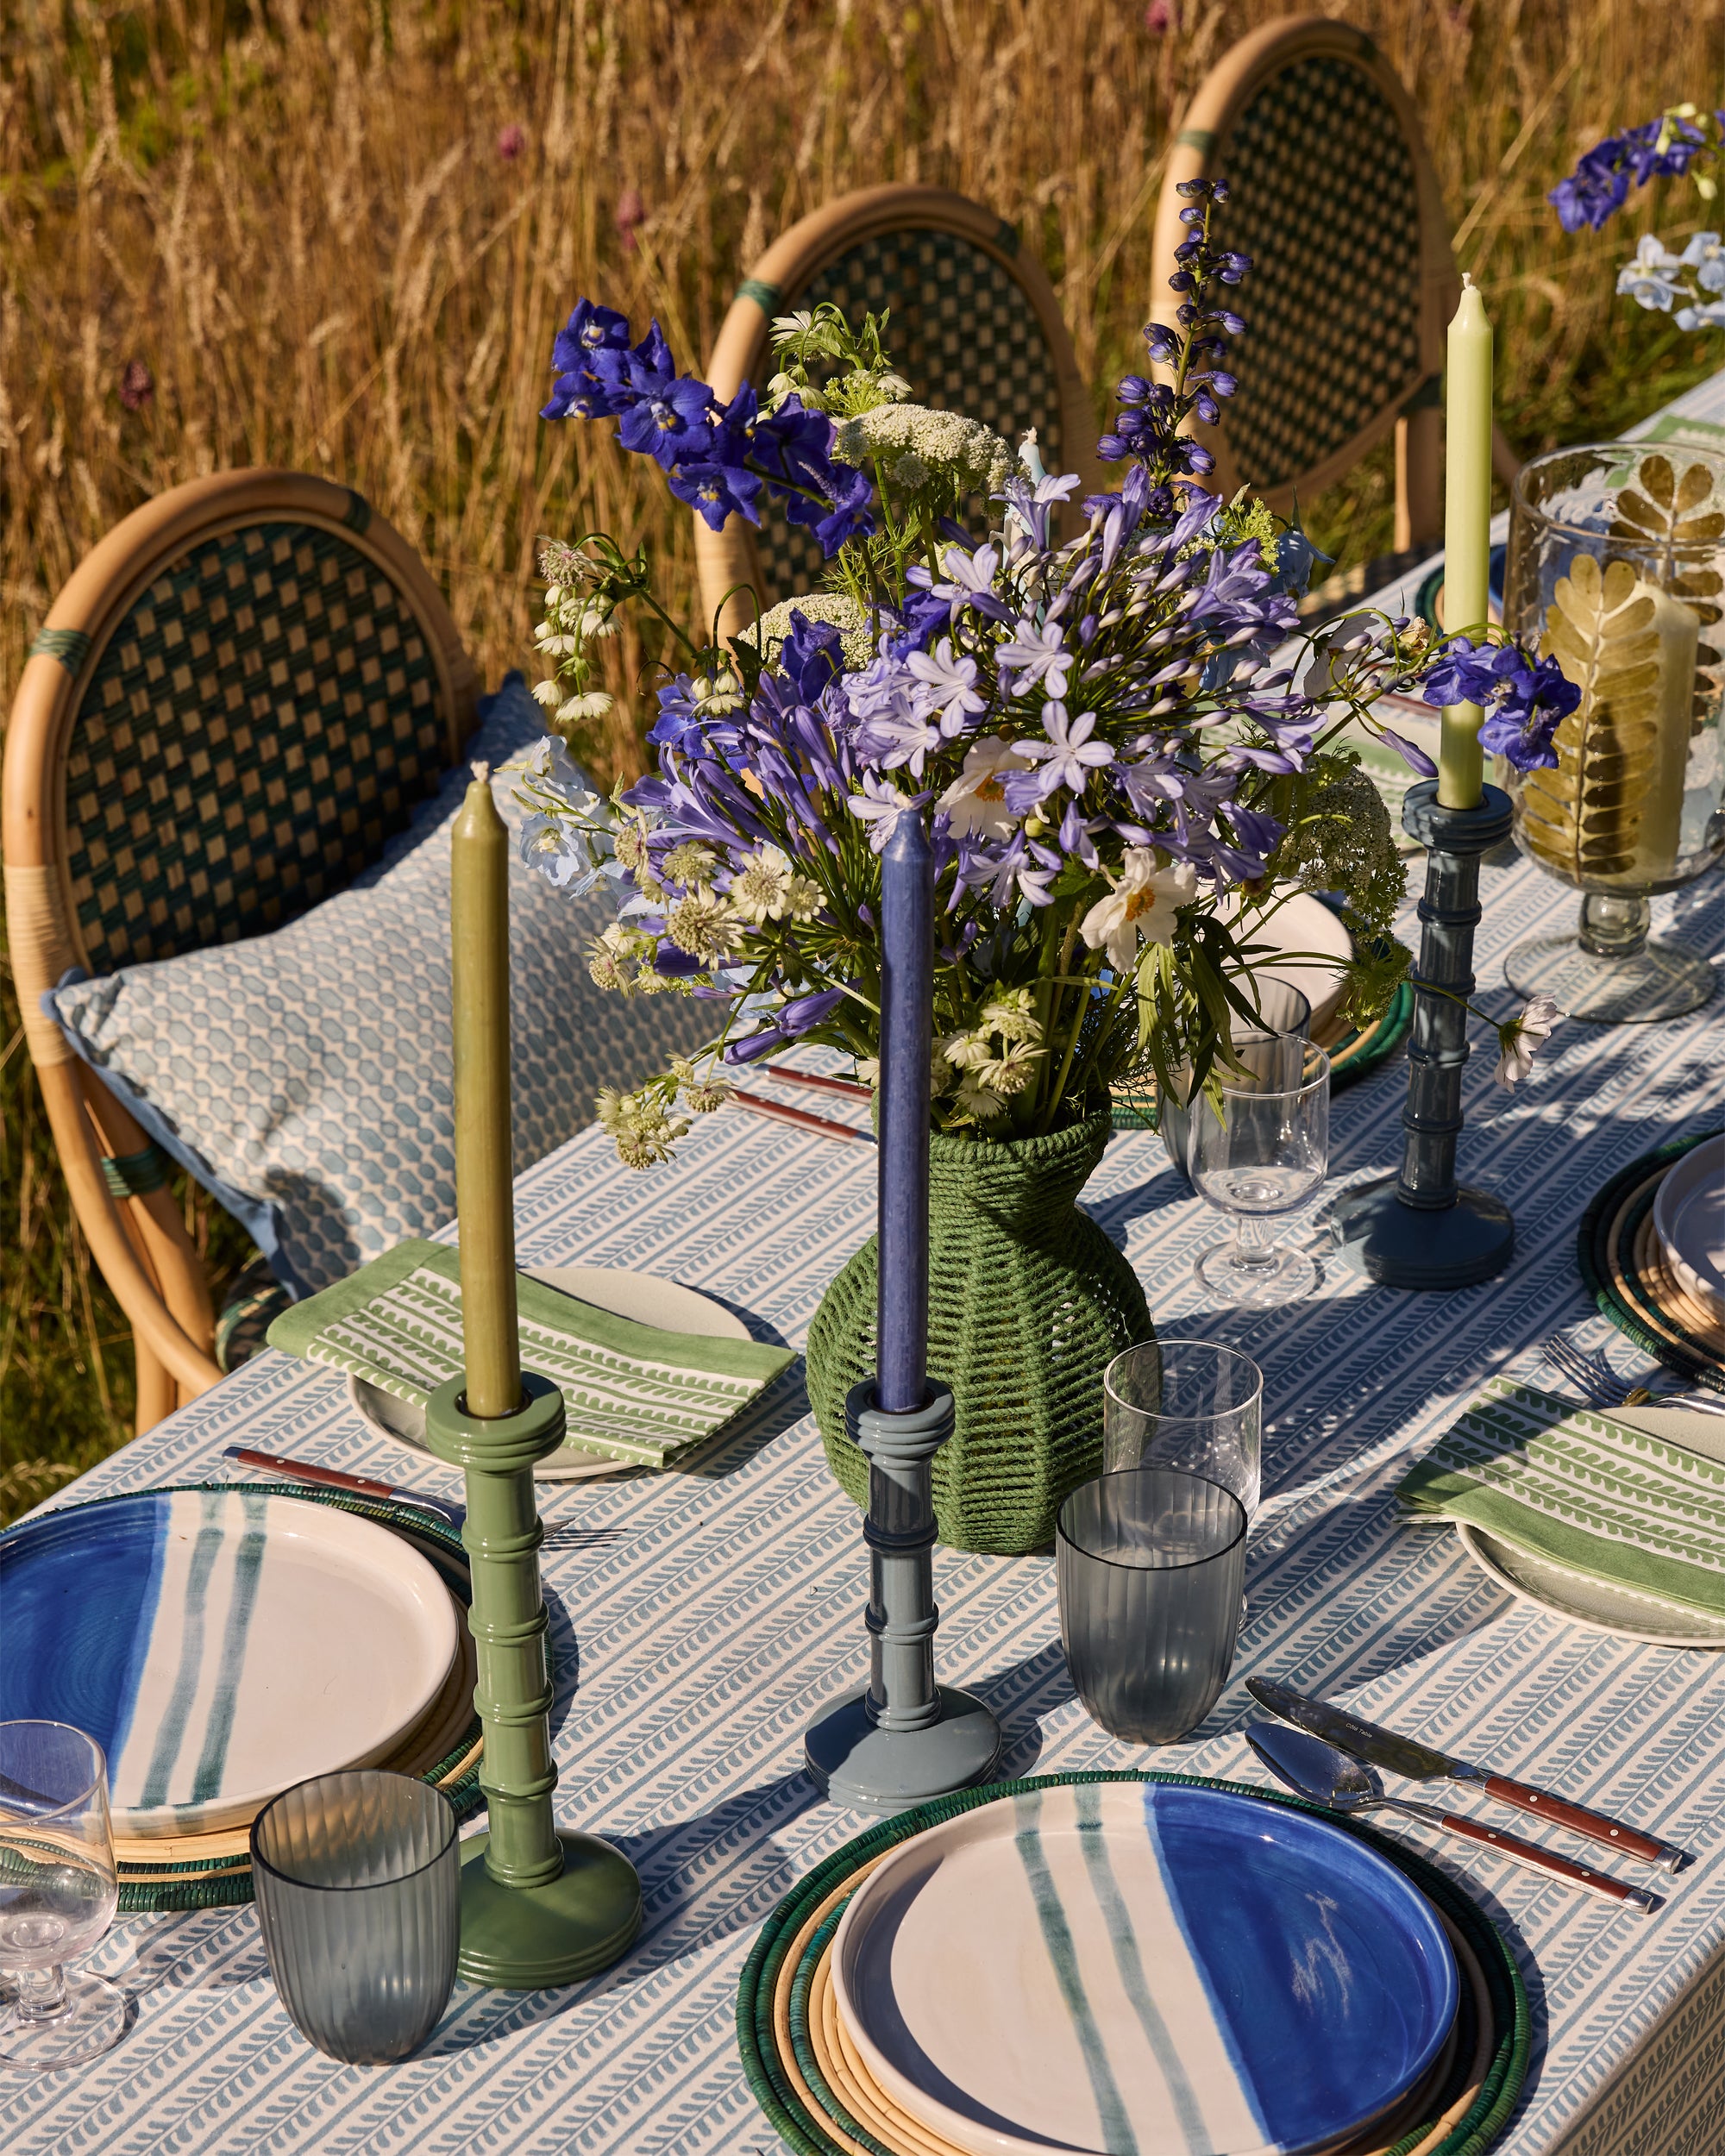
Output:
[1578,1135,1725,1395]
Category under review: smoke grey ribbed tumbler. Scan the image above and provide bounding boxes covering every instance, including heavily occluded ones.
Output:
[1057,1468,1246,1745]
[250,1771,460,2063]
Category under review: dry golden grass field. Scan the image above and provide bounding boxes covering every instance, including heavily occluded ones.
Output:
[3,0,1721,1512]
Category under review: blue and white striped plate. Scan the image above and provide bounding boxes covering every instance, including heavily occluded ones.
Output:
[831,1781,1458,2156]
[0,1489,460,1839]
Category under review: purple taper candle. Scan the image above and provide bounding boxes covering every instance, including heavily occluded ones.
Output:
[876,811,932,1415]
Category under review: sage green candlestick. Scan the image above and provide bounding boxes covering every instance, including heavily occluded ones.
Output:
[431,768,641,1989]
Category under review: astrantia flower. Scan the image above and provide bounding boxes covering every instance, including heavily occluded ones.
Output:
[728,844,813,924]
[937,737,1031,839]
[597,1085,689,1169]
[557,690,615,724]
[1079,849,1199,970]
[1495,994,1562,1090]
[665,888,737,962]
[951,1074,1009,1122]
[662,841,718,887]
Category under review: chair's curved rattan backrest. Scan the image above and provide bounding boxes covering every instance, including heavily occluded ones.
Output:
[34,483,474,976]
[1151,17,1453,519]
[3,470,479,1420]
[697,186,1102,638]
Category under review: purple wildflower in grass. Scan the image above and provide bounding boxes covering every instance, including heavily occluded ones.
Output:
[1549,115,1711,233]
[497,123,526,162]
[119,359,154,411]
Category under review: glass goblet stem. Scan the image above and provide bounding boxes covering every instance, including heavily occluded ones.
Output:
[11,1963,72,2021]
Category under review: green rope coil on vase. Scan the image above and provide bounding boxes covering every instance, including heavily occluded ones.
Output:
[806,1111,1152,1555]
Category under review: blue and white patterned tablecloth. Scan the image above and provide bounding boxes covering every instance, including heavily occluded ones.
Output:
[8,389,1725,2156]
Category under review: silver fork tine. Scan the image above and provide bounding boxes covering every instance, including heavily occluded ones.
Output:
[1542,1333,1628,1406]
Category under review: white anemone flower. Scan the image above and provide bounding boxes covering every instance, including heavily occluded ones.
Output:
[1079,848,1199,971]
[1494,994,1562,1090]
[937,737,1032,839]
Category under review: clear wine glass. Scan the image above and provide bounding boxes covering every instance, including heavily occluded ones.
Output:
[1189,1036,1330,1306]
[0,1721,126,2072]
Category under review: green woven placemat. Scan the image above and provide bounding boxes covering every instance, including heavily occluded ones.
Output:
[737,1771,1531,2156]
[1578,1132,1725,1395]
[47,1482,492,1913]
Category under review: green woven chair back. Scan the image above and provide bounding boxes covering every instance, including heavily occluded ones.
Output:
[56,515,451,975]
[1210,53,1424,492]
[749,226,1065,607]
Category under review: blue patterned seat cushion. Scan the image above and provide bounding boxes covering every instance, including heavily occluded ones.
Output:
[50,676,709,1297]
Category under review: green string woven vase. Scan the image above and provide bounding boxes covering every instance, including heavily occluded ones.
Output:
[806,1111,1153,1555]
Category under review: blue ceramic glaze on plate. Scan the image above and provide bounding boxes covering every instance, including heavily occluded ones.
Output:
[831,1780,1458,2156]
[0,1489,458,1839]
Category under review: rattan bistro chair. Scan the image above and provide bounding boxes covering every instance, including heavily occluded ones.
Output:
[695,185,1105,641]
[3,470,479,1432]
[1151,16,1521,618]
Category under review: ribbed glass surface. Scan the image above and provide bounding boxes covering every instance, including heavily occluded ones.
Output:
[251,1771,459,2063]
[1057,1469,1246,1745]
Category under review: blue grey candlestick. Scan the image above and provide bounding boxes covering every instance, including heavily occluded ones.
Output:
[1331,780,1515,1289]
[805,812,1001,1814]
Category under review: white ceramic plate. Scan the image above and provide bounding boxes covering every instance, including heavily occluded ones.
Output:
[831,1780,1458,2156]
[0,1489,460,1837]
[1653,1136,1725,1321]
[1457,1520,1725,1648]
[1225,887,1354,1038]
[348,1264,751,1481]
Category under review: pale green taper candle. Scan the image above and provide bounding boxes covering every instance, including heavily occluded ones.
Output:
[449,763,521,1419]
[1438,275,1494,810]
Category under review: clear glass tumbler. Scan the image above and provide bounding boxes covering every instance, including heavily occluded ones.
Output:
[1189,1038,1331,1305]
[1501,442,1725,1022]
[1102,1338,1265,1514]
[250,1771,460,2065]
[0,1720,125,2072]
[1057,1468,1247,1745]
[1158,978,1312,1181]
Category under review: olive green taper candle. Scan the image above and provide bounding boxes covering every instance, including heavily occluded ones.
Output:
[449,766,521,1419]
[426,761,641,1988]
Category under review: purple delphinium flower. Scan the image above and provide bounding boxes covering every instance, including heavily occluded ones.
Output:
[541,302,875,553]
[1477,653,1580,772]
[668,458,762,530]
[1549,114,1712,233]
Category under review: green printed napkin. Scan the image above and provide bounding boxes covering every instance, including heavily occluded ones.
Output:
[268,1239,796,1468]
[1398,1376,1725,1618]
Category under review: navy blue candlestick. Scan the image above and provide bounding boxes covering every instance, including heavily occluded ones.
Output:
[804,812,1001,1813]
[876,813,932,1414]
[1331,780,1515,1289]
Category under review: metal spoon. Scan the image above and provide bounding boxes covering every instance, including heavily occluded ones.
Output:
[1246,1722,1660,1914]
